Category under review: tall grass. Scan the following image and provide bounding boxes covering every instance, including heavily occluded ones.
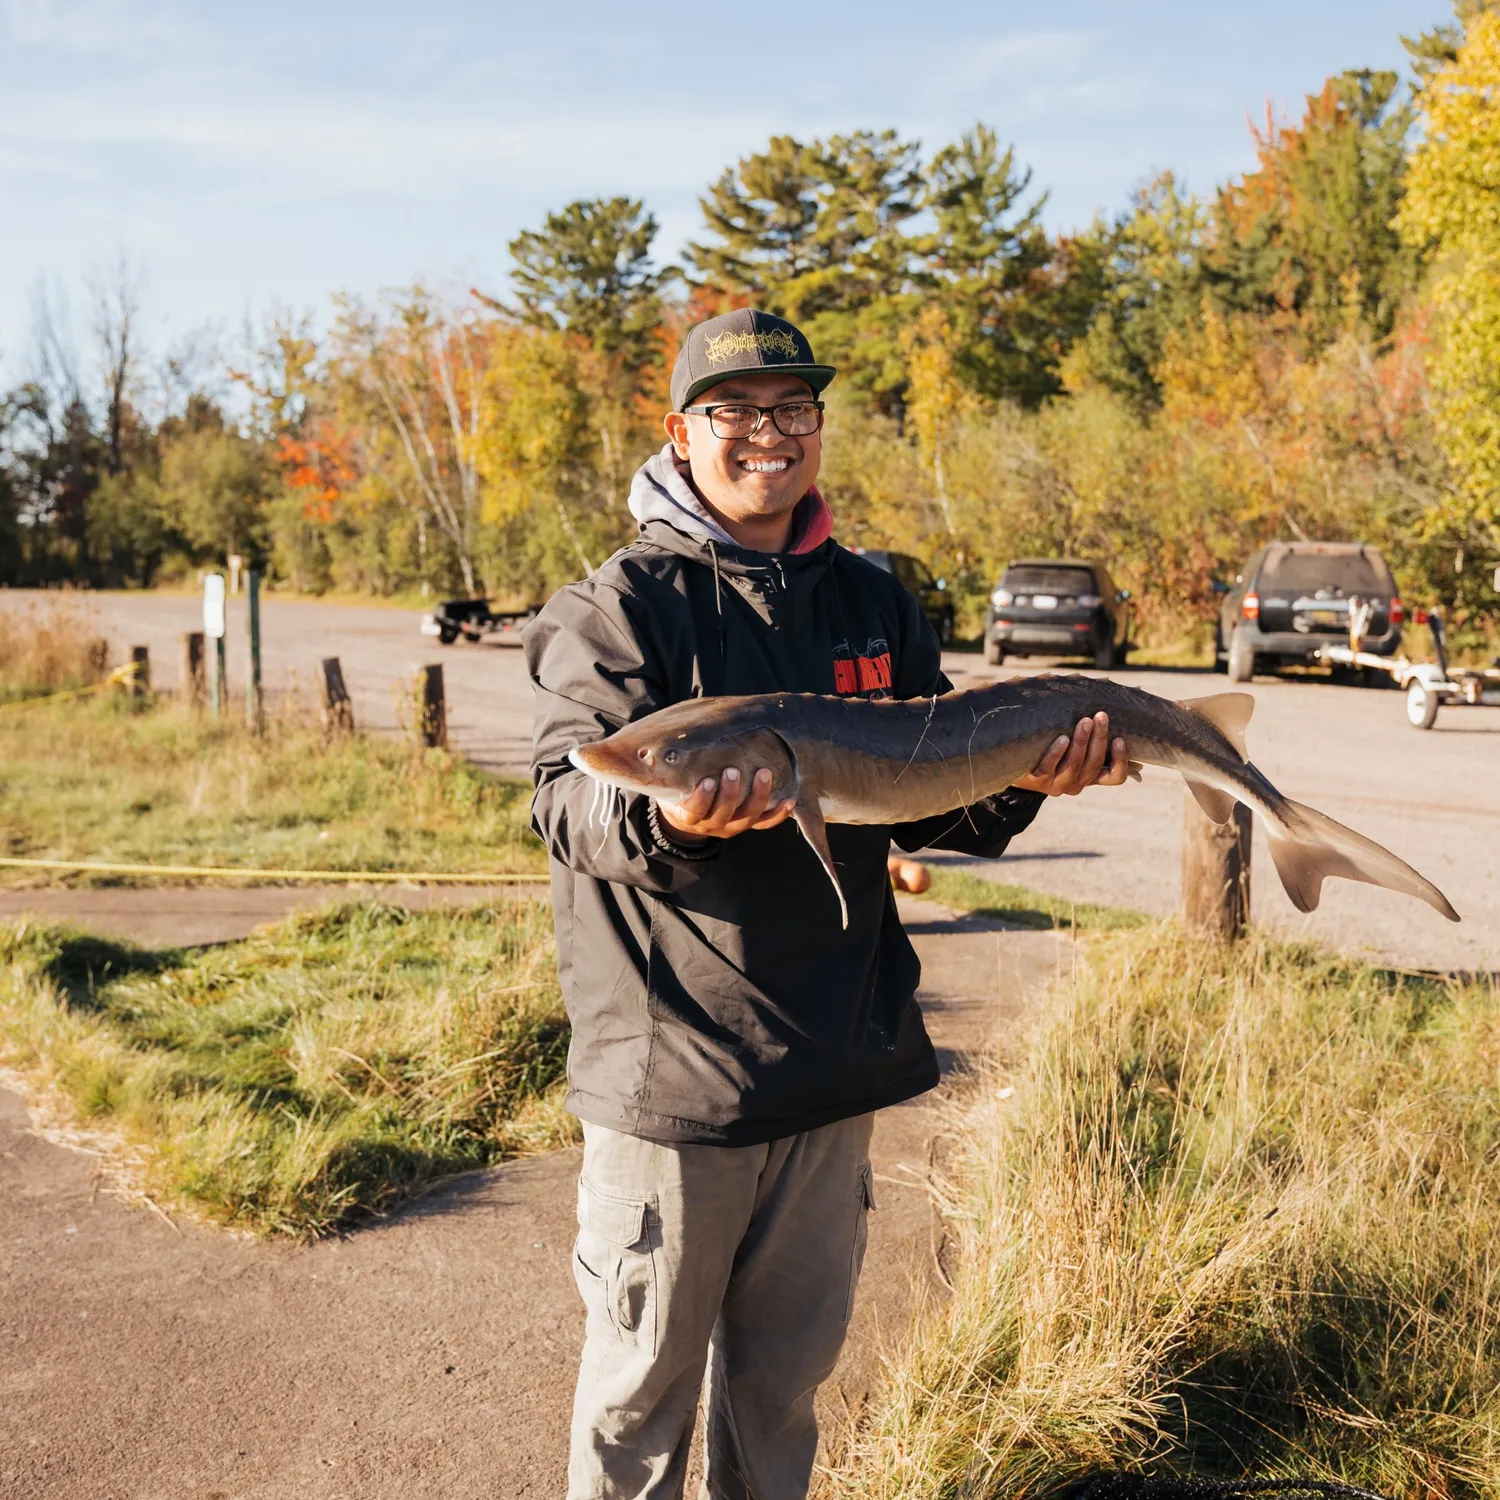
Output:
[0,595,109,702]
[0,900,573,1236]
[827,926,1500,1498]
[0,692,546,883]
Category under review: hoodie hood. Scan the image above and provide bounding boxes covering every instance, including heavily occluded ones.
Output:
[628,444,833,556]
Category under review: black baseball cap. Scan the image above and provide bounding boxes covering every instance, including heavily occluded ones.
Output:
[670,309,836,411]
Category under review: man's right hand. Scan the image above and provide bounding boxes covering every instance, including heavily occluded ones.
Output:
[657,767,797,844]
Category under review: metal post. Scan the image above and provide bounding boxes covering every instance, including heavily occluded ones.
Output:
[213,637,226,717]
[1182,792,1252,940]
[416,664,447,749]
[245,567,264,734]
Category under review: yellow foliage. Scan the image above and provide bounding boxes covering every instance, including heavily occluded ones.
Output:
[1398,11,1500,541]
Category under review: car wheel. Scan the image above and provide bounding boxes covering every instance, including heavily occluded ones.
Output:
[938,609,955,647]
[1212,628,1227,674]
[984,636,1005,666]
[1227,627,1256,683]
[1093,637,1116,670]
[1406,680,1439,730]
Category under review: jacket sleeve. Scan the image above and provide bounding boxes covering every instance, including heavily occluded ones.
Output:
[884,583,1047,858]
[525,577,720,893]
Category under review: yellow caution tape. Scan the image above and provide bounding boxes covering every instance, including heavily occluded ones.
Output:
[0,856,543,885]
[0,661,142,715]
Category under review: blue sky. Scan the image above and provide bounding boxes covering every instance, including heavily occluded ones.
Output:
[0,0,1447,386]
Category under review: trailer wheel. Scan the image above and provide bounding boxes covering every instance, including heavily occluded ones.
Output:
[1227,627,1256,683]
[437,624,459,645]
[1406,680,1440,730]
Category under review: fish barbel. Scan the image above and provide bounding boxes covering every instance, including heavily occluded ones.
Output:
[568,675,1459,930]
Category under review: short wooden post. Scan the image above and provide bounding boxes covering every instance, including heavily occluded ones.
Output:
[244,567,264,735]
[416,663,447,749]
[128,645,150,700]
[321,657,354,734]
[1182,792,1252,940]
[180,631,205,706]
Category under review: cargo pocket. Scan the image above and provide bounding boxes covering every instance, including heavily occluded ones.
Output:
[573,1180,658,1354]
[844,1161,876,1324]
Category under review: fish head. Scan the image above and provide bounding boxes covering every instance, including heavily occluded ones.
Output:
[568,700,797,809]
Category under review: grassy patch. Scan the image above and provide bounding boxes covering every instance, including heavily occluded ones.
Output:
[0,694,544,885]
[828,925,1500,1497]
[0,595,110,704]
[920,866,1147,932]
[0,899,574,1237]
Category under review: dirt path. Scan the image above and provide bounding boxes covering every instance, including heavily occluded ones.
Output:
[0,893,1067,1499]
[6,589,1489,972]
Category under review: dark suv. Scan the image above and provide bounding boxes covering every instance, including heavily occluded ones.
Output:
[852,549,955,645]
[1216,542,1404,682]
[984,558,1132,668]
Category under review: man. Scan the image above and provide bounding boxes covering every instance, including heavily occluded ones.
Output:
[525,309,1127,1500]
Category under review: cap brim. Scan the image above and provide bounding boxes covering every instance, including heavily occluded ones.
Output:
[679,364,836,410]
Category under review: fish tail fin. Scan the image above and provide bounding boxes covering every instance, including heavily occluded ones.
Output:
[1266,798,1459,923]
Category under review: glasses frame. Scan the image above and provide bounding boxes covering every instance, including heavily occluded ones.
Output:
[681,400,826,440]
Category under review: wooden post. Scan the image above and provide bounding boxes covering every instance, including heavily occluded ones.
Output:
[245,567,264,735]
[180,631,205,706]
[128,645,150,701]
[321,657,354,734]
[1182,792,1252,940]
[416,663,447,749]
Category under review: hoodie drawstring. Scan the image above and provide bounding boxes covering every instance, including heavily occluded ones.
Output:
[708,541,728,674]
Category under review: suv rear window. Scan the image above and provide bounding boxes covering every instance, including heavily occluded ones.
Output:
[1003,566,1096,595]
[1260,551,1388,597]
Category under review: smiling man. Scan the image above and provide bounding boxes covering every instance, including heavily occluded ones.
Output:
[524,309,1127,1500]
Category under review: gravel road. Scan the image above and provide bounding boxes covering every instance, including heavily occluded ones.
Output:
[6,589,1493,972]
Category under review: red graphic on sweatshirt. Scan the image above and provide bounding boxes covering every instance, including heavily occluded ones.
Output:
[832,639,892,698]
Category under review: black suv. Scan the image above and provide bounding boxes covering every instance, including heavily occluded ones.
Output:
[1216,542,1404,681]
[984,558,1132,668]
[852,549,955,645]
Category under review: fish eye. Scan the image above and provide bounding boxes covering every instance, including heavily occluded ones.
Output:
[637,747,649,759]
[663,749,680,764]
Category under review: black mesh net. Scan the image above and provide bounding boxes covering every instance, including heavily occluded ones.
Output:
[1069,1478,1392,1500]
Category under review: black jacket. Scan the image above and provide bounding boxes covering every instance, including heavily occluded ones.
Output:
[525,518,1044,1146]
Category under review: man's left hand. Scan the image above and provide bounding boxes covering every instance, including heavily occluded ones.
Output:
[1013,711,1130,797]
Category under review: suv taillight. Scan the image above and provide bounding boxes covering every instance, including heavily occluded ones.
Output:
[1241,593,1259,621]
[1390,597,1405,627]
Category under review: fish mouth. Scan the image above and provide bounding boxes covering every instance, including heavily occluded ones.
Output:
[568,744,684,806]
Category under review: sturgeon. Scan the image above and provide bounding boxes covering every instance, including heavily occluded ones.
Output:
[568,675,1459,929]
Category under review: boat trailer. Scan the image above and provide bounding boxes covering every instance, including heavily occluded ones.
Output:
[1314,600,1500,729]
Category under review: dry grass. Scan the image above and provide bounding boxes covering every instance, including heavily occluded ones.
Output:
[0,691,546,885]
[0,899,574,1237]
[0,594,110,702]
[826,926,1500,1499]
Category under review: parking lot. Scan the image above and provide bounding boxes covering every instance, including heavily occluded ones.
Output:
[8,589,1496,973]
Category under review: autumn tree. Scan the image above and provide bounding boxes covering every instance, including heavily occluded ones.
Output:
[1206,70,1418,349]
[1397,7,1500,604]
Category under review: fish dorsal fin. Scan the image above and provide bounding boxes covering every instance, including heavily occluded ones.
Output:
[1179,692,1254,760]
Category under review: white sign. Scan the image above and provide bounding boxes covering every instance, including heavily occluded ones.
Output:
[203,573,226,639]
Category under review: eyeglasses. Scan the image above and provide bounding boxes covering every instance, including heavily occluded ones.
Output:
[681,401,825,440]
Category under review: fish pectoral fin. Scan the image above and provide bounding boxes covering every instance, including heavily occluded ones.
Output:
[791,797,849,930]
[1127,759,1144,783]
[1185,777,1237,825]
[1179,692,1255,759]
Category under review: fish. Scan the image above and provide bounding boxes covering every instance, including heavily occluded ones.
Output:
[568,675,1459,930]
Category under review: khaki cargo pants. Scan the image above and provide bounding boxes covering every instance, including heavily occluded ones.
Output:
[567,1113,876,1500]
